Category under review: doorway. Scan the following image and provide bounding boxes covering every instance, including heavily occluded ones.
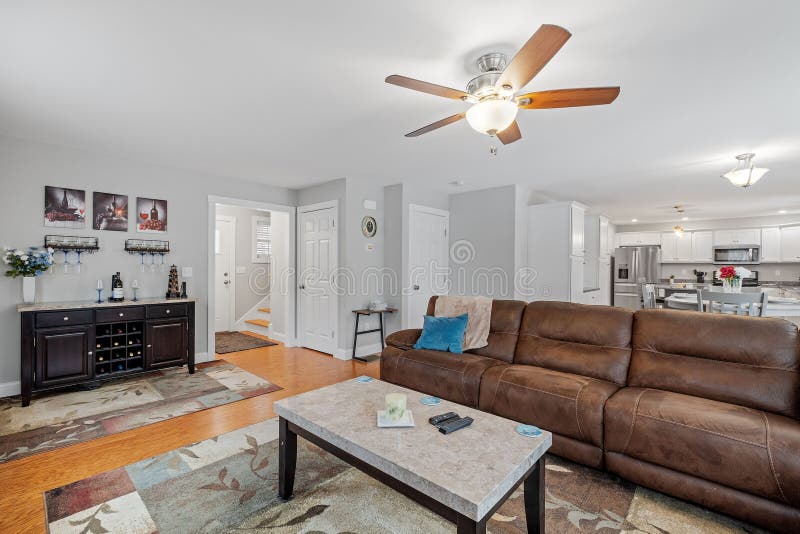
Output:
[297,201,339,355]
[406,204,449,329]
[207,196,296,360]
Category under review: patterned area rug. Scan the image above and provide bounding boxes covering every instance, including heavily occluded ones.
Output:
[215,332,278,354]
[0,360,281,464]
[44,418,766,533]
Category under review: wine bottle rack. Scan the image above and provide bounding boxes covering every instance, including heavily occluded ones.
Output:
[94,320,144,376]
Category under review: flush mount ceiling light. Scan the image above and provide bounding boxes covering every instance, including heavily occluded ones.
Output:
[722,153,769,188]
[674,225,684,236]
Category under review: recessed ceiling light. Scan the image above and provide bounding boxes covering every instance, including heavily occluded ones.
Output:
[631,218,638,222]
[779,209,787,214]
[449,180,465,186]
[682,216,689,221]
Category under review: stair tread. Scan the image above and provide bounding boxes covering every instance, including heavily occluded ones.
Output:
[258,308,271,313]
[245,319,271,327]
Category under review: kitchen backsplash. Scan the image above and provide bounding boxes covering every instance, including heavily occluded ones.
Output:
[661,263,800,282]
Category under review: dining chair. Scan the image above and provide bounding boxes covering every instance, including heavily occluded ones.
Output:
[704,290,768,317]
[641,283,658,309]
[663,287,704,311]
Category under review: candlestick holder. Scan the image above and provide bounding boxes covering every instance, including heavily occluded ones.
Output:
[96,288,103,303]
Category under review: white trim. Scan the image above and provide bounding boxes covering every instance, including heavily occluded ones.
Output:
[406,204,450,328]
[0,380,21,398]
[207,196,296,359]
[232,294,270,332]
[194,352,213,364]
[297,200,339,355]
[333,342,383,361]
[215,215,236,332]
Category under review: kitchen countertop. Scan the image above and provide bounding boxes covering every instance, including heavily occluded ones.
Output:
[17,297,198,313]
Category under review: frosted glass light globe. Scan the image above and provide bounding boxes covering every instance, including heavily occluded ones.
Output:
[465,99,518,135]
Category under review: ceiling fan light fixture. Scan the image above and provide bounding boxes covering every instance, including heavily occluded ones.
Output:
[674,225,684,237]
[722,153,769,188]
[465,99,518,136]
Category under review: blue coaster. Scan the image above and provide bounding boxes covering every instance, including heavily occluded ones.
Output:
[355,375,374,383]
[420,396,441,406]
[516,424,543,438]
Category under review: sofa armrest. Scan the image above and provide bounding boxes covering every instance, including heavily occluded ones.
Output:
[385,329,422,350]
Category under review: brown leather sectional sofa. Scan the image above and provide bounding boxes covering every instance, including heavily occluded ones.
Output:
[381,297,800,532]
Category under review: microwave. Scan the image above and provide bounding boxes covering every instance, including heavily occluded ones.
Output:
[712,245,760,265]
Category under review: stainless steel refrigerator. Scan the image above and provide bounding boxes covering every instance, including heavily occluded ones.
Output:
[613,246,661,310]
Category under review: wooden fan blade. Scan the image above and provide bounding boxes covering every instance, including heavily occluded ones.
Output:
[386,75,470,101]
[405,113,466,137]
[517,87,620,109]
[498,24,571,92]
[497,120,522,145]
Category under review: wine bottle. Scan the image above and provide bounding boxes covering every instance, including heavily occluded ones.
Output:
[150,200,159,222]
[97,356,104,362]
[111,272,124,301]
[96,343,102,348]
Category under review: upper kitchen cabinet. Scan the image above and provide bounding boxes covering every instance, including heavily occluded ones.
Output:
[690,231,713,262]
[615,232,661,247]
[599,216,611,258]
[661,232,694,262]
[780,226,800,262]
[713,228,761,246]
[761,227,781,262]
[570,204,586,257]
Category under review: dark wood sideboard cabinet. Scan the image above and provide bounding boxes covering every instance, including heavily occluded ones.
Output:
[19,299,195,406]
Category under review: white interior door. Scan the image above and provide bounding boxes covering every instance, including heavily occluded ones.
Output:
[215,216,235,332]
[407,205,449,329]
[298,202,338,354]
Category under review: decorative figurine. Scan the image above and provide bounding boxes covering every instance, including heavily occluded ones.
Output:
[166,265,180,299]
[180,281,188,299]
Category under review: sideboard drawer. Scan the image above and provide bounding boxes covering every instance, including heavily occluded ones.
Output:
[36,310,94,328]
[147,303,187,319]
[96,306,145,323]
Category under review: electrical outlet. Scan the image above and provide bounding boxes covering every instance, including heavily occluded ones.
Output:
[775,269,781,277]
[182,267,193,278]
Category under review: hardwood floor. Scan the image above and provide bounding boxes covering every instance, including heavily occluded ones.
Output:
[0,337,380,533]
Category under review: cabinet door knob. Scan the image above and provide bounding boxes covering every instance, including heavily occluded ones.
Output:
[146,344,152,348]
[166,309,170,314]
[88,351,93,355]
[63,316,69,321]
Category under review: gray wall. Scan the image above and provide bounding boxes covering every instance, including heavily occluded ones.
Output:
[215,205,270,320]
[0,136,294,392]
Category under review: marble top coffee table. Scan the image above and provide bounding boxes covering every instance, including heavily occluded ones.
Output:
[274,377,552,533]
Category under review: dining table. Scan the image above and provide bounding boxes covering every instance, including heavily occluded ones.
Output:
[659,284,800,319]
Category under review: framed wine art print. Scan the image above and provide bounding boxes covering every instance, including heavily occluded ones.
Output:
[44,186,86,228]
[136,197,168,233]
[93,192,129,231]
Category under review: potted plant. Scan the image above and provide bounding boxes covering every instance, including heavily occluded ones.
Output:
[3,247,54,303]
[717,265,751,293]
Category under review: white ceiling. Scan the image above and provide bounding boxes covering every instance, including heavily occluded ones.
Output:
[1,1,798,224]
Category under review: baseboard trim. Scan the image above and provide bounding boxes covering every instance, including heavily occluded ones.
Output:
[0,380,21,398]
[333,342,383,361]
[194,352,214,363]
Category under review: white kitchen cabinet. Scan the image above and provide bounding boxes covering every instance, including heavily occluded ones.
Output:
[676,233,693,261]
[615,232,661,247]
[599,216,610,258]
[713,228,761,246]
[780,226,800,262]
[761,227,781,262]
[527,201,588,303]
[582,289,600,305]
[660,231,693,262]
[691,231,713,262]
[599,258,611,305]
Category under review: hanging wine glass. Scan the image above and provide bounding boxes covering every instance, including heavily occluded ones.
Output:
[159,252,167,272]
[149,252,156,273]
[75,249,83,273]
[63,250,71,273]
[139,251,146,273]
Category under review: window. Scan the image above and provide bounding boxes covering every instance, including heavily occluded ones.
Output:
[252,215,271,263]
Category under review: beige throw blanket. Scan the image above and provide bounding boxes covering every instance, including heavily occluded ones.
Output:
[434,296,492,351]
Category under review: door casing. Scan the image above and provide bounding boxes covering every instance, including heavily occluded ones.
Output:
[215,215,236,332]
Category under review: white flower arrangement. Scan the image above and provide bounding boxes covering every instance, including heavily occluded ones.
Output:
[3,247,54,277]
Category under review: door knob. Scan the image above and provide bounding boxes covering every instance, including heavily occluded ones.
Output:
[299,284,305,290]
[223,280,230,285]
[413,285,420,290]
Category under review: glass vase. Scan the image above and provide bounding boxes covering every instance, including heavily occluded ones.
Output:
[722,278,742,293]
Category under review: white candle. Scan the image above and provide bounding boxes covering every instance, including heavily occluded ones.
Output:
[385,393,407,422]
[132,279,139,289]
[96,279,103,290]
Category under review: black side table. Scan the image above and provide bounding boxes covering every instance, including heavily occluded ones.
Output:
[351,308,397,361]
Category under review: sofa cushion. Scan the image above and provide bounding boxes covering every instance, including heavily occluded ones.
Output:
[380,346,505,407]
[385,328,421,351]
[427,297,526,363]
[514,301,634,385]
[413,314,469,353]
[479,364,620,449]
[630,309,800,418]
[605,387,800,507]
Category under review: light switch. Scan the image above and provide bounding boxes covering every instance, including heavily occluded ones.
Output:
[365,243,375,251]
[236,266,247,274]
[182,267,193,278]
[363,199,377,210]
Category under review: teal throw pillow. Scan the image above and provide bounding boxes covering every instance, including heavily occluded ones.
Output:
[413,314,469,354]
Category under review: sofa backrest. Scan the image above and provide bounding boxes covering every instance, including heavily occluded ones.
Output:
[514,301,634,385]
[630,309,800,419]
[426,296,526,363]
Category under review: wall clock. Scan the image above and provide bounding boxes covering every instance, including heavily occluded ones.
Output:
[361,216,377,237]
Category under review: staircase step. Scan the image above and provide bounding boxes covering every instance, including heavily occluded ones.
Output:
[258,307,271,313]
[245,319,271,328]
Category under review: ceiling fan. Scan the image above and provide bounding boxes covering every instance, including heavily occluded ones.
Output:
[386,24,620,145]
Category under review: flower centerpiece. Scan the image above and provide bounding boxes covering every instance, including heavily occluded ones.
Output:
[4,247,54,303]
[717,265,751,293]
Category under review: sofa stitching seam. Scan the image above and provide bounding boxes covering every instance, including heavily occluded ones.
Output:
[636,413,765,448]
[762,412,788,504]
[499,379,579,402]
[398,357,466,375]
[518,332,631,351]
[489,367,510,410]
[620,388,648,455]
[634,347,800,374]
[574,383,587,441]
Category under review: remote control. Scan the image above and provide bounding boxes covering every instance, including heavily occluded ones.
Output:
[429,412,459,426]
[438,416,474,435]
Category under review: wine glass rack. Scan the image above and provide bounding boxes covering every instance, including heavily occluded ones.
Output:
[124,239,170,254]
[94,320,145,376]
[44,235,100,252]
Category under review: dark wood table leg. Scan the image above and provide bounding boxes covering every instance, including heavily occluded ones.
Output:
[278,417,297,500]
[20,312,34,407]
[378,311,385,349]
[187,302,196,374]
[352,312,360,359]
[456,515,486,534]
[524,458,545,534]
